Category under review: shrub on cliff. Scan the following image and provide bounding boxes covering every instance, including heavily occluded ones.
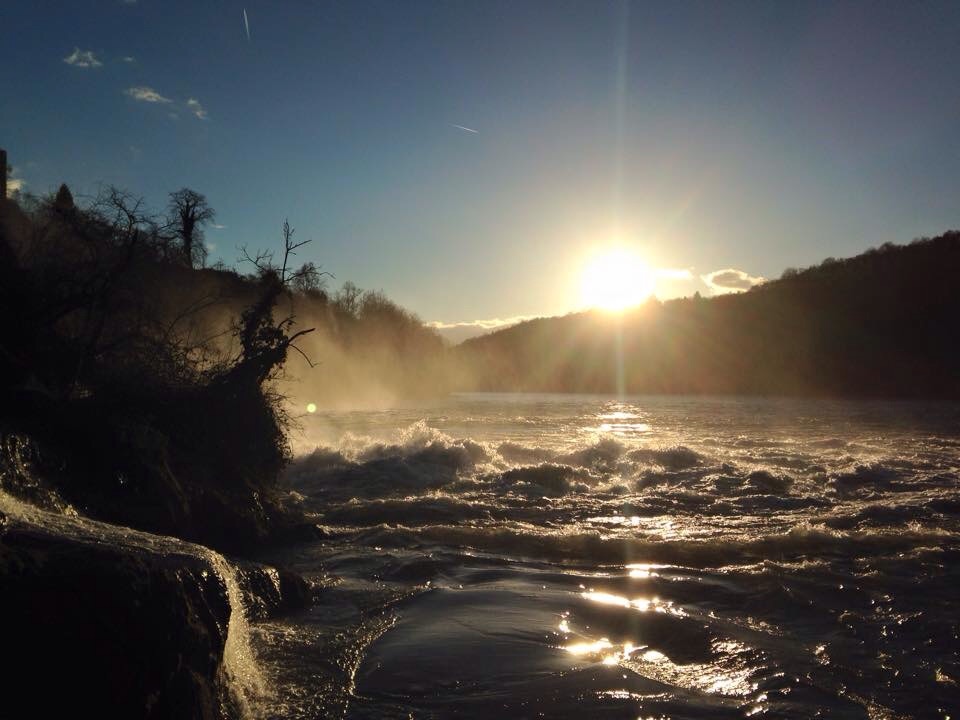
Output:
[0,188,316,551]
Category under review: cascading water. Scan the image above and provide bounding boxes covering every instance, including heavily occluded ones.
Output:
[203,550,269,717]
[0,484,270,719]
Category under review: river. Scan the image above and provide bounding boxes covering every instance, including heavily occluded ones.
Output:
[246,393,960,719]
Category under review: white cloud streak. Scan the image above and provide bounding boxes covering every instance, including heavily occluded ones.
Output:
[701,268,766,295]
[64,48,102,68]
[428,315,536,331]
[125,86,172,103]
[243,9,251,41]
[451,124,479,134]
[186,98,208,120]
[428,315,537,343]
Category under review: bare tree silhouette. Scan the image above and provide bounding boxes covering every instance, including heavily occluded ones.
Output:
[166,188,215,268]
[234,219,332,383]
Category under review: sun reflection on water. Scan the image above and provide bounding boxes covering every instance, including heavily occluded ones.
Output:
[564,638,615,656]
[584,407,652,436]
[560,628,760,700]
[626,563,664,579]
[581,590,685,616]
[602,411,639,420]
[587,515,643,527]
[556,580,765,711]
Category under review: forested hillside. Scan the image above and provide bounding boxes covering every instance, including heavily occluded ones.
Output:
[455,232,960,398]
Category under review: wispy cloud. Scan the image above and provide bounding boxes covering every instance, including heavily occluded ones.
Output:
[451,124,479,134]
[64,48,102,68]
[186,98,208,120]
[121,56,136,63]
[125,86,172,103]
[212,223,226,230]
[701,268,766,295]
[125,87,209,123]
[243,9,251,42]
[428,315,537,343]
[428,315,536,331]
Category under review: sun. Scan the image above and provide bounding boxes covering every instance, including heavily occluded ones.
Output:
[580,247,656,311]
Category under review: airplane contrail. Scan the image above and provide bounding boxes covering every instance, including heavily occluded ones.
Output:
[451,124,479,134]
[243,9,251,42]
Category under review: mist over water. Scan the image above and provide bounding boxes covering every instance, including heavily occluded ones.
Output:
[249,394,960,718]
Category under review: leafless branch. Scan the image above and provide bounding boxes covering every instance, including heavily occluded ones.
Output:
[289,343,318,368]
[238,244,275,275]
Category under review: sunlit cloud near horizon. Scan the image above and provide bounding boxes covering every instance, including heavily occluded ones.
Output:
[701,268,766,295]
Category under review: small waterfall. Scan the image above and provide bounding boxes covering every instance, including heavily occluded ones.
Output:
[0,487,271,719]
[204,550,269,717]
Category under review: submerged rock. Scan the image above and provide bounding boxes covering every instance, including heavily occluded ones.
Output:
[236,562,313,620]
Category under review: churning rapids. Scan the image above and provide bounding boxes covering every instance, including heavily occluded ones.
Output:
[13,393,958,719]
[237,393,959,719]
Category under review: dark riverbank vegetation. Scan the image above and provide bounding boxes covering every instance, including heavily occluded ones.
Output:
[1,185,303,551]
[454,231,960,399]
[0,182,433,718]
[0,184,449,549]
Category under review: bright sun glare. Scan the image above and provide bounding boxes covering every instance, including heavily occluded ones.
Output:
[581,248,656,311]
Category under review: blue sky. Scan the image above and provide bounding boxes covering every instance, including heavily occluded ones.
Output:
[2,1,959,333]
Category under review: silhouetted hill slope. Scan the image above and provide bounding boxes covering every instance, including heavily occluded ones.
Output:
[455,232,960,398]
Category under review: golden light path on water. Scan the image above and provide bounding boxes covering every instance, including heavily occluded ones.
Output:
[587,408,652,437]
[556,575,767,715]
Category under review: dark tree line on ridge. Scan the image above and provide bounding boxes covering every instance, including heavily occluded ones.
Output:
[454,231,960,399]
